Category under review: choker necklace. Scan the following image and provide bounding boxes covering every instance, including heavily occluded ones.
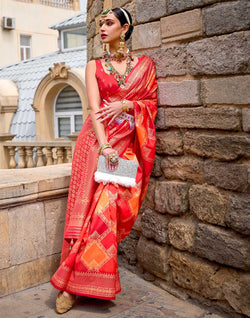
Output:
[104,53,134,89]
[103,49,134,63]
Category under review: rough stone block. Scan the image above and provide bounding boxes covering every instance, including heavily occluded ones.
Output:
[189,184,228,226]
[87,20,96,40]
[156,131,183,155]
[144,46,187,77]
[87,38,93,62]
[194,223,250,270]
[155,107,165,129]
[118,229,140,265]
[225,193,250,235]
[44,197,67,255]
[92,34,103,59]
[141,178,156,209]
[155,181,189,215]
[0,254,60,297]
[161,156,203,183]
[141,208,171,244]
[223,272,250,316]
[8,202,46,266]
[0,210,10,269]
[136,0,167,23]
[168,218,196,252]
[242,108,250,132]
[188,31,250,75]
[202,75,250,105]
[132,22,161,50]
[161,9,202,42]
[158,80,201,106]
[167,0,219,14]
[164,106,241,131]
[137,235,171,278]
[204,1,250,36]
[112,0,130,8]
[169,250,225,300]
[151,155,162,177]
[204,160,249,191]
[88,0,103,23]
[183,131,250,161]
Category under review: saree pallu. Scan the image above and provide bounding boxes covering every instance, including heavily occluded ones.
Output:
[50,55,158,300]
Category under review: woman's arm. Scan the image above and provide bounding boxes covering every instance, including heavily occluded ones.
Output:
[85,60,107,146]
[85,60,118,170]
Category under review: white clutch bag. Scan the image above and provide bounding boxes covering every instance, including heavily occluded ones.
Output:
[94,155,139,187]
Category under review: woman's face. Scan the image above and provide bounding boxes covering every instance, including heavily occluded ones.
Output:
[99,12,127,45]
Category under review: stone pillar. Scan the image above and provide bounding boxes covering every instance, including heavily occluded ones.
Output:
[0,133,16,169]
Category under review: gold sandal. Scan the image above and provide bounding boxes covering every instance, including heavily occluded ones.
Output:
[56,291,76,314]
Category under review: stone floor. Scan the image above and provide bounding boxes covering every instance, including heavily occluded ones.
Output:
[0,265,227,318]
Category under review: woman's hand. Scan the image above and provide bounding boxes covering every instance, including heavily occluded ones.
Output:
[95,100,123,125]
[102,147,119,171]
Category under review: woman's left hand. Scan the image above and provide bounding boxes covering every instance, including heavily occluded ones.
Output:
[95,100,123,125]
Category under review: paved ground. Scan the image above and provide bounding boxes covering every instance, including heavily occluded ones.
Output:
[0,265,227,318]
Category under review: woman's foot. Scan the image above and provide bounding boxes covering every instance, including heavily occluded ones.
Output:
[56,291,76,314]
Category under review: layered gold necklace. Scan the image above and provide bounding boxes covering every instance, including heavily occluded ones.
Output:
[104,51,134,89]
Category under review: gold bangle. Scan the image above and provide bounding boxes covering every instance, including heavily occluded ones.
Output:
[121,99,128,112]
[98,142,112,155]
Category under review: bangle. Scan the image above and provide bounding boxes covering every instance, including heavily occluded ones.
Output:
[121,99,129,112]
[98,142,112,155]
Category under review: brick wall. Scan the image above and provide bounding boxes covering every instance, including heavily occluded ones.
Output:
[87,1,250,316]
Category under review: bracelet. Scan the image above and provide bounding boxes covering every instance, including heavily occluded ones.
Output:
[98,142,112,155]
[121,99,129,113]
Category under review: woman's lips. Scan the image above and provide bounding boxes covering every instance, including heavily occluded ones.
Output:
[101,34,107,39]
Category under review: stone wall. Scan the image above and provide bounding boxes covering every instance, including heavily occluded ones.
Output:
[87,0,250,316]
[0,164,71,297]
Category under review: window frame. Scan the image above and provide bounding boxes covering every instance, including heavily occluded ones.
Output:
[54,87,83,139]
[19,33,32,61]
[61,26,87,51]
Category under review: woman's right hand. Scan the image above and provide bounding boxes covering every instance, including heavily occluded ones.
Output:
[102,147,119,171]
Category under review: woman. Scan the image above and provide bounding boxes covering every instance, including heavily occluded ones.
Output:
[50,7,158,314]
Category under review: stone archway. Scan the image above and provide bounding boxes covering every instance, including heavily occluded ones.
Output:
[32,62,87,141]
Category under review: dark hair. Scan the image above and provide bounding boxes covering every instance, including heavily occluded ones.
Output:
[112,8,134,41]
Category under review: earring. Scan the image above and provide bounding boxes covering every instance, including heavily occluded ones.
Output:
[117,34,125,57]
[103,43,109,58]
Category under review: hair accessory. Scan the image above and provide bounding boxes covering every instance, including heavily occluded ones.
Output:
[120,8,131,25]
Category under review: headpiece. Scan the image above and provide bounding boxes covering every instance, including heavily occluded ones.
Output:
[100,8,131,26]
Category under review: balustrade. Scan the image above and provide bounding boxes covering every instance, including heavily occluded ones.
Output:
[3,141,73,169]
[14,0,75,9]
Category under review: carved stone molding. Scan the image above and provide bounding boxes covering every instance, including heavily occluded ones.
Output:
[49,62,71,80]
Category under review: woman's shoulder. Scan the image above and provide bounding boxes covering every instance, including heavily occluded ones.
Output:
[140,54,155,66]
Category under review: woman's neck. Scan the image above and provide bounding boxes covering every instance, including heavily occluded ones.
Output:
[109,42,127,54]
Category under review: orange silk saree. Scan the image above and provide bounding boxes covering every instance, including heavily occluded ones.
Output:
[50,55,158,300]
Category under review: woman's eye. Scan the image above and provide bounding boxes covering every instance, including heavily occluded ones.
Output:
[107,22,113,26]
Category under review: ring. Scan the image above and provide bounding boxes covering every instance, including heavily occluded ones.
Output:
[109,154,119,164]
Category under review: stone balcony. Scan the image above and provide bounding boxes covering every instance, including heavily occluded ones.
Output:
[0,163,71,297]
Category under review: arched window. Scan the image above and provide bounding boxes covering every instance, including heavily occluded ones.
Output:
[54,86,83,139]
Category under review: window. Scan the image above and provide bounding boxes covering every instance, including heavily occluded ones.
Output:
[20,35,31,60]
[54,86,83,139]
[62,27,86,49]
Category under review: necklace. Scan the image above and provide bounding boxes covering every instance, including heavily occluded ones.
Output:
[104,53,134,89]
[104,49,132,63]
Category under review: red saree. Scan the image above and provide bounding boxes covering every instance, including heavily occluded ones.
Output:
[50,55,158,300]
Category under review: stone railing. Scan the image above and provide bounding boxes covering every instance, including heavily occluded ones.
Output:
[4,141,72,169]
[0,164,71,297]
[14,0,79,9]
[0,132,79,169]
